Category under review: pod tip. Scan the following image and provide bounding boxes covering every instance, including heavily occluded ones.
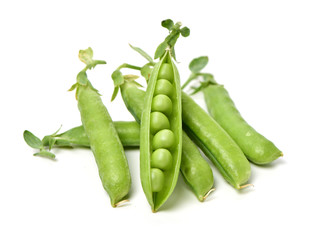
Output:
[238,183,254,189]
[114,199,130,207]
[201,188,216,201]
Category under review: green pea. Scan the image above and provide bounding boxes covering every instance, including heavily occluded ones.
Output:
[154,79,174,98]
[150,168,165,192]
[152,129,175,150]
[151,94,173,116]
[157,63,174,81]
[150,112,170,135]
[151,148,172,170]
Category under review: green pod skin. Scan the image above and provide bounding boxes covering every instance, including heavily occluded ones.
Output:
[113,121,140,147]
[76,84,131,207]
[181,132,214,201]
[42,121,140,148]
[140,51,182,212]
[182,92,251,189]
[203,85,282,165]
[119,82,215,202]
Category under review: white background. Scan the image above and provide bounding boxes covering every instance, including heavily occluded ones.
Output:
[1,0,323,239]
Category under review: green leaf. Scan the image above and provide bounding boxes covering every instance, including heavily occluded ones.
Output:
[131,81,144,88]
[141,63,153,81]
[180,27,190,37]
[24,130,43,149]
[167,32,180,48]
[189,56,209,73]
[190,85,204,95]
[77,71,88,85]
[78,47,106,69]
[123,74,140,82]
[154,41,168,59]
[199,73,215,83]
[111,70,124,87]
[161,19,174,31]
[129,44,154,64]
[110,86,119,102]
[68,83,78,92]
[34,150,56,160]
[48,137,57,150]
[170,46,176,61]
[172,22,182,31]
[79,47,94,65]
[88,60,106,69]
[181,73,197,90]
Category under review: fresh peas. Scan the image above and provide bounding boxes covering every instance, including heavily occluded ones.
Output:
[151,168,165,192]
[140,50,182,211]
[158,63,174,81]
[151,94,173,116]
[152,129,175,150]
[151,149,172,170]
[182,92,251,189]
[150,112,170,135]
[154,79,174,97]
[203,84,282,165]
[70,48,131,207]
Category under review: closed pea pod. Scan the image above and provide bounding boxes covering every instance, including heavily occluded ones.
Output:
[182,56,282,165]
[182,92,251,189]
[180,132,214,201]
[25,118,214,202]
[39,121,141,149]
[204,84,282,165]
[69,48,131,207]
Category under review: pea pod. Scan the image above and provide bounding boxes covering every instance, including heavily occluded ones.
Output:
[25,118,213,201]
[113,78,214,206]
[180,132,215,201]
[182,92,251,189]
[122,46,251,189]
[40,121,140,149]
[140,50,182,212]
[203,85,282,164]
[182,56,283,165]
[69,48,131,207]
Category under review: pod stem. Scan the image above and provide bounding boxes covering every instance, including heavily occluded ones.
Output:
[117,63,142,71]
[181,56,220,95]
[68,47,106,99]
[154,19,190,60]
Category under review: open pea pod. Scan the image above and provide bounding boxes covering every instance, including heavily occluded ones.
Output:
[140,50,182,212]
